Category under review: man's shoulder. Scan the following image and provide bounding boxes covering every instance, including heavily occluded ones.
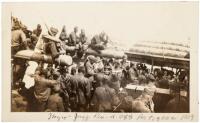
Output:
[85,61,92,66]
[12,29,24,35]
[70,32,75,36]
[95,87,104,92]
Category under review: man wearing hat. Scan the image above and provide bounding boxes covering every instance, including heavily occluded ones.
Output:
[11,22,29,56]
[58,66,72,112]
[84,55,97,78]
[72,66,91,112]
[76,29,88,58]
[120,55,130,70]
[67,26,79,57]
[59,25,68,42]
[33,24,42,37]
[41,27,61,61]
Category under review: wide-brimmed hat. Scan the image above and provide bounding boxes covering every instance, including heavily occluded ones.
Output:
[147,74,155,81]
[88,55,97,63]
[49,27,58,36]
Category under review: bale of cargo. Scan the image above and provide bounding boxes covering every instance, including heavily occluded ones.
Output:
[142,40,190,48]
[134,42,189,53]
[55,54,73,66]
[86,48,125,59]
[14,50,72,66]
[129,47,188,58]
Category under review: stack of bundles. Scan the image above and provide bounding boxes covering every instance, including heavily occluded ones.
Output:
[129,41,190,58]
[134,42,189,52]
[15,50,72,66]
[142,40,190,48]
[86,47,125,59]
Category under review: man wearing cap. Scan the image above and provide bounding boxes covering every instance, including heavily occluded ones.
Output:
[120,55,130,70]
[33,24,42,37]
[38,27,62,62]
[29,24,42,48]
[67,26,79,57]
[68,26,79,46]
[59,25,68,42]
[84,55,97,78]
[73,66,91,112]
[11,22,29,56]
[58,66,72,112]
[76,29,87,58]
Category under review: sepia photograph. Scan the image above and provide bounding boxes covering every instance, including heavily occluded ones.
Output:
[1,1,199,122]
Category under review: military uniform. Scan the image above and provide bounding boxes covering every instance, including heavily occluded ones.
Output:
[75,73,91,111]
[11,90,28,112]
[33,74,57,111]
[67,74,79,111]
[46,93,65,112]
[131,88,155,113]
[59,26,68,42]
[91,85,117,112]
[11,29,27,56]
[68,31,79,56]
[90,33,108,53]
[33,24,42,37]
[84,60,95,77]
[59,73,72,111]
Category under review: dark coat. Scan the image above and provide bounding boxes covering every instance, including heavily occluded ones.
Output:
[91,85,117,112]
[73,73,91,106]
[34,74,57,102]
[46,93,65,112]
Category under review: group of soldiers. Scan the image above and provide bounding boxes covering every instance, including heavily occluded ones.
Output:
[11,17,189,113]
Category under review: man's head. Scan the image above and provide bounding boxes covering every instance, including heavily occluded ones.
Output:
[142,88,155,100]
[37,24,41,30]
[94,73,105,85]
[78,66,85,74]
[146,74,155,83]
[53,70,60,80]
[169,82,181,95]
[100,32,109,43]
[58,66,68,74]
[74,26,78,33]
[61,25,66,32]
[88,55,97,64]
[71,67,77,75]
[122,55,128,61]
[81,29,85,35]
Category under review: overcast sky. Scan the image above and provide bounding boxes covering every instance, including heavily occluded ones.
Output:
[6,2,198,47]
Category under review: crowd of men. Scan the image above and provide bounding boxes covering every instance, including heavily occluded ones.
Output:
[11,17,189,113]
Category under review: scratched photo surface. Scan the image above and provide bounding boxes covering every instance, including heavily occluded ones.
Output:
[2,1,199,122]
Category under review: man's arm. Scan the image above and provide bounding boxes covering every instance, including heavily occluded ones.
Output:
[57,98,65,112]
[20,31,29,49]
[86,62,95,76]
[85,79,91,101]
[35,75,58,86]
